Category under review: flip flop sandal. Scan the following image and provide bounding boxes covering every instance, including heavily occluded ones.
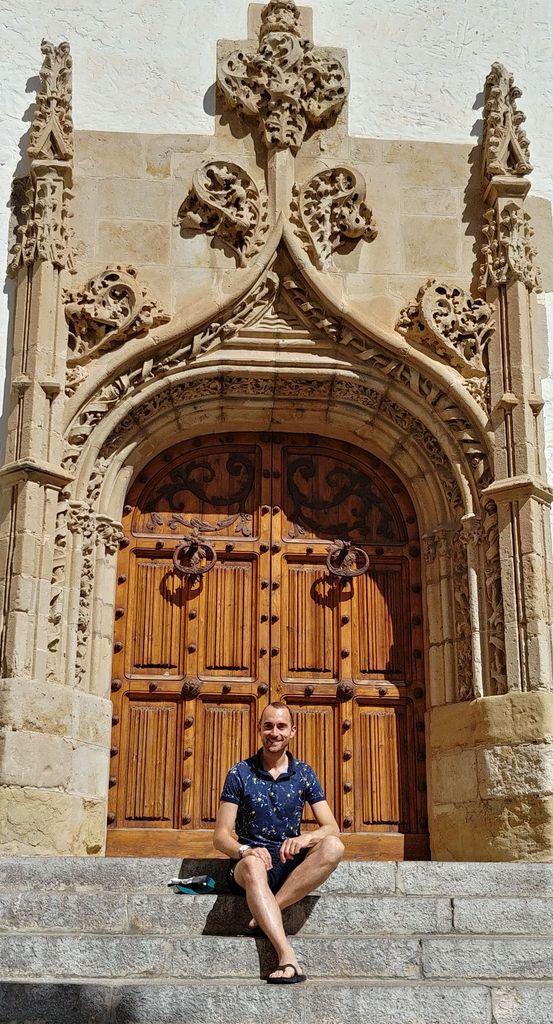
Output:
[267,964,307,985]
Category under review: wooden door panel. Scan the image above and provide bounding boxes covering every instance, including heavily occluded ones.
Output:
[198,558,256,678]
[352,563,409,679]
[287,701,339,824]
[189,699,254,828]
[355,703,411,832]
[283,560,338,679]
[120,697,180,827]
[127,556,185,676]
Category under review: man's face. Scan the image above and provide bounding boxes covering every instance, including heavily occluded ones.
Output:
[259,706,295,756]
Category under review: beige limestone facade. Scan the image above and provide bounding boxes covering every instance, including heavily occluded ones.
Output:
[1,2,553,861]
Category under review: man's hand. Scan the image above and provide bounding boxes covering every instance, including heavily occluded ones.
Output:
[242,846,272,870]
[279,834,313,863]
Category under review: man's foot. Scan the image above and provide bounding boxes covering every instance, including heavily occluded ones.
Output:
[267,963,307,984]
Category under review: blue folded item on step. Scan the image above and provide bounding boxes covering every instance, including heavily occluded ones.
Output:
[168,874,216,895]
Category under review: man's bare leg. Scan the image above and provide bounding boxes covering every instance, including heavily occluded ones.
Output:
[247,836,344,929]
[234,855,303,980]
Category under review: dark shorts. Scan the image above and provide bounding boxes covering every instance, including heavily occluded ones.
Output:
[226,847,308,895]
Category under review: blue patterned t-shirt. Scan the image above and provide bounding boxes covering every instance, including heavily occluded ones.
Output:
[220,750,325,853]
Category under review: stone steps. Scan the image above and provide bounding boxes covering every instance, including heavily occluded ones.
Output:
[1,858,553,1022]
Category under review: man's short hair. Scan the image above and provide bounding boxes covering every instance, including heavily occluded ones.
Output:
[259,701,295,727]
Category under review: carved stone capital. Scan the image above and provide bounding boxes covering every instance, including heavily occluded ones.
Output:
[217,0,349,154]
[293,167,377,270]
[64,265,170,365]
[177,162,269,267]
[397,280,493,382]
[482,62,532,183]
[480,201,542,293]
[96,516,124,555]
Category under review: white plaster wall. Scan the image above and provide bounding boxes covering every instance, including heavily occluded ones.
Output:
[1,0,552,463]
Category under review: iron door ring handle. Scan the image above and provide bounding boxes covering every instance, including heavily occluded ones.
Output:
[173,535,217,578]
[326,540,370,579]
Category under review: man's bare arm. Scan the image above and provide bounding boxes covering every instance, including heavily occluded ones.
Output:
[213,801,244,859]
[279,800,341,861]
[213,801,272,868]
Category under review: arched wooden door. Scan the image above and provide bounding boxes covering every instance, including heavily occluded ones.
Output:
[107,433,429,859]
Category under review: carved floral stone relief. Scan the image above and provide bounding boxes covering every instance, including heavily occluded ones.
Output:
[480,202,542,293]
[217,0,349,154]
[177,162,269,267]
[397,280,494,410]
[293,167,377,270]
[64,265,170,366]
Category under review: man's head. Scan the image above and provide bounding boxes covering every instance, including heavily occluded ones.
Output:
[258,701,296,756]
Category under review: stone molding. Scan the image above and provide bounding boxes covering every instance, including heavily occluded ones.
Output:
[217,0,349,154]
[64,265,170,366]
[293,166,377,270]
[9,41,75,276]
[177,161,269,266]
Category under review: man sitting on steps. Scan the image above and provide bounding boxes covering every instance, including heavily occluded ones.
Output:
[214,701,345,984]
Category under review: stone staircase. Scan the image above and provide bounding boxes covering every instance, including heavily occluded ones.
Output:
[0,858,552,1023]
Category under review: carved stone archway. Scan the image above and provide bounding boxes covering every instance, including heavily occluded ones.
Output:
[1,2,553,860]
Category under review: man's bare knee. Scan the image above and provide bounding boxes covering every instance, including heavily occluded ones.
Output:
[318,835,345,866]
[235,856,270,888]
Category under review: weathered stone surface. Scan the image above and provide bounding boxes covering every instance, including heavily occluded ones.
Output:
[0,893,126,934]
[0,983,113,1024]
[428,693,553,753]
[0,858,396,896]
[477,743,553,799]
[0,935,421,981]
[454,897,553,934]
[492,985,553,1024]
[126,893,452,937]
[429,795,553,862]
[398,862,553,897]
[0,936,172,980]
[0,790,104,857]
[303,982,492,1024]
[422,937,553,980]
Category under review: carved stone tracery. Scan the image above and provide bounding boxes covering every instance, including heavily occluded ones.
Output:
[397,280,494,410]
[178,162,269,267]
[64,265,170,366]
[217,0,349,154]
[294,167,377,270]
[480,202,542,293]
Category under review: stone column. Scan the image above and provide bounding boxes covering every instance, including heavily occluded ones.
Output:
[428,64,553,861]
[0,42,109,855]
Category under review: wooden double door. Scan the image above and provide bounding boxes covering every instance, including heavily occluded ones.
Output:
[107,432,429,859]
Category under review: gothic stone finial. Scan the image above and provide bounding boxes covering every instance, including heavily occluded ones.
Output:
[217,0,349,154]
[177,161,269,267]
[9,40,75,275]
[29,39,74,162]
[482,62,532,183]
[294,167,377,270]
[64,265,170,365]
